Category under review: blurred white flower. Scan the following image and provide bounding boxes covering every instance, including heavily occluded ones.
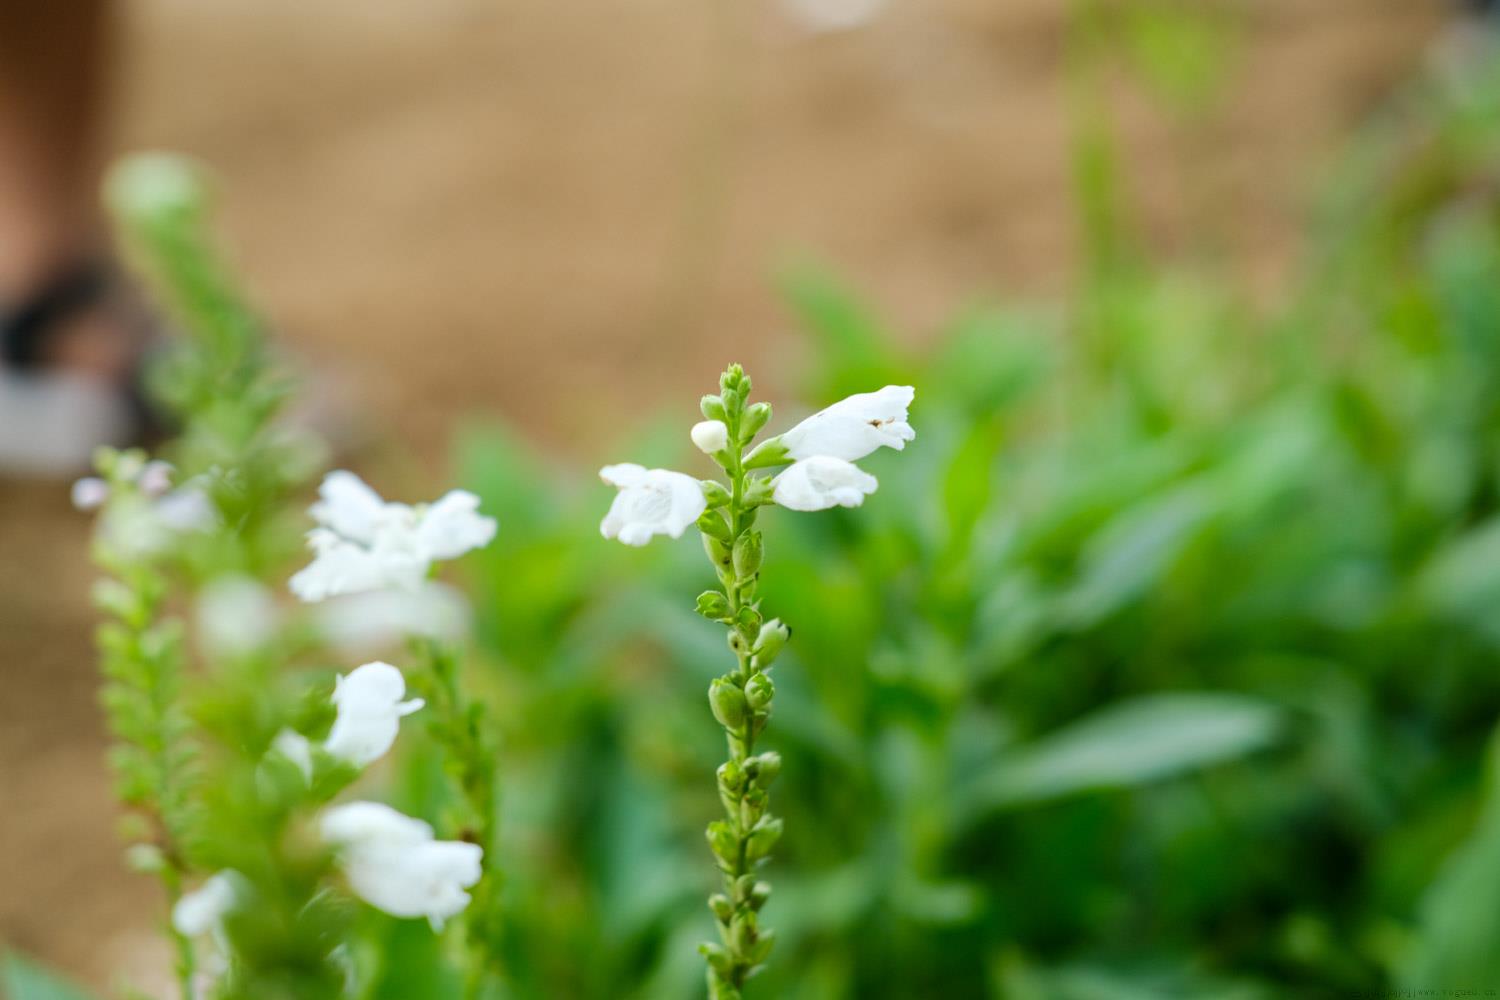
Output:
[320,801,483,929]
[780,0,888,34]
[599,463,707,545]
[290,471,496,602]
[271,728,314,780]
[772,455,879,511]
[172,871,239,937]
[138,460,175,498]
[71,476,109,511]
[324,661,424,768]
[315,581,470,657]
[691,419,730,454]
[96,484,216,559]
[781,385,915,463]
[196,575,281,660]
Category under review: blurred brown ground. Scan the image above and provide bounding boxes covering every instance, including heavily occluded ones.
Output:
[0,0,1446,990]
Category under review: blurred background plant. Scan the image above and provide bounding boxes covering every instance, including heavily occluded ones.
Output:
[5,2,1500,999]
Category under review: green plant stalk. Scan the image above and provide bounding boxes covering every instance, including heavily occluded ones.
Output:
[698,366,782,998]
[95,543,199,1000]
[417,638,503,999]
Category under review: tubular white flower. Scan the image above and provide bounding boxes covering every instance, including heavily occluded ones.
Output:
[780,385,915,463]
[772,456,879,511]
[172,871,239,937]
[599,463,708,546]
[320,801,483,929]
[323,661,424,767]
[691,419,730,454]
[290,471,496,602]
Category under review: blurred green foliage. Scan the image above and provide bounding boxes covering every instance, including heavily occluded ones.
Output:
[404,36,1500,1000]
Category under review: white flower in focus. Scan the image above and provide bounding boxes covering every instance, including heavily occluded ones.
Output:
[690,419,730,454]
[780,0,887,34]
[173,871,239,937]
[196,575,281,660]
[320,801,483,929]
[599,464,708,546]
[772,456,879,511]
[324,661,424,767]
[290,471,496,602]
[780,385,915,463]
[315,581,471,657]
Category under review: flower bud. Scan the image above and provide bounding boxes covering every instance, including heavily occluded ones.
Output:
[709,678,748,730]
[701,480,732,508]
[733,532,763,578]
[717,759,745,793]
[744,673,774,711]
[743,477,777,507]
[731,911,759,953]
[709,893,734,922]
[691,419,731,454]
[702,533,733,573]
[744,437,791,470]
[721,388,742,419]
[744,816,783,862]
[749,751,781,788]
[701,395,728,422]
[739,402,772,443]
[696,591,730,620]
[735,605,762,636]
[697,509,733,542]
[706,820,739,866]
[749,881,772,910]
[753,619,790,667]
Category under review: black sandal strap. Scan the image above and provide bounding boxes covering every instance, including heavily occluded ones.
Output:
[0,259,112,368]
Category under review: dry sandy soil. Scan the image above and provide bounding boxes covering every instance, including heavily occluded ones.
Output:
[1,0,1448,991]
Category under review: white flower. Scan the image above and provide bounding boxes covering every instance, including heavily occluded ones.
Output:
[780,385,915,463]
[96,484,216,558]
[196,575,281,660]
[290,471,496,602]
[315,581,471,657]
[138,460,175,498]
[690,419,730,454]
[271,728,314,780]
[320,801,483,929]
[772,456,879,511]
[172,871,239,937]
[599,464,708,546]
[324,661,424,767]
[71,476,109,511]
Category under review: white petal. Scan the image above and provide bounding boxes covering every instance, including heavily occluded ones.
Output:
[315,582,472,656]
[599,467,706,545]
[599,463,648,488]
[71,476,109,511]
[325,662,422,767]
[321,801,433,848]
[417,490,496,560]
[320,802,482,925]
[310,471,388,544]
[271,729,314,780]
[781,385,916,462]
[772,456,879,511]
[690,420,730,454]
[138,460,175,498]
[172,871,239,937]
[290,532,394,602]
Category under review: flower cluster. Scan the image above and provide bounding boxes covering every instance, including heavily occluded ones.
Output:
[598,366,914,996]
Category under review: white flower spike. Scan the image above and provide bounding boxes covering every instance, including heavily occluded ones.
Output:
[172,871,240,937]
[320,801,483,929]
[780,385,915,463]
[772,455,879,511]
[691,419,730,455]
[599,464,708,546]
[290,471,496,602]
[324,661,425,768]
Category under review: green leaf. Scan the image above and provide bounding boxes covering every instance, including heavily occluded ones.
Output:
[2,954,99,1000]
[958,693,1283,822]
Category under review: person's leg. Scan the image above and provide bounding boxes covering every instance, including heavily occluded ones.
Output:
[0,0,131,382]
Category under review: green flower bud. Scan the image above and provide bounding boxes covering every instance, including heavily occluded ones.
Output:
[733,532,763,578]
[697,509,733,542]
[753,619,790,667]
[735,605,762,636]
[744,816,783,862]
[701,394,728,422]
[749,881,772,910]
[749,750,781,788]
[721,388,743,420]
[739,402,772,442]
[744,673,774,711]
[733,873,758,901]
[709,894,734,923]
[709,678,748,730]
[744,437,791,470]
[706,820,739,866]
[699,942,734,977]
[728,630,748,655]
[731,911,759,953]
[701,480,732,508]
[717,759,745,793]
[702,533,733,573]
[751,929,776,963]
[696,590,729,620]
[742,476,777,507]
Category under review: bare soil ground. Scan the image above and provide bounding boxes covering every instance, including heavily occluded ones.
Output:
[1,0,1446,989]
